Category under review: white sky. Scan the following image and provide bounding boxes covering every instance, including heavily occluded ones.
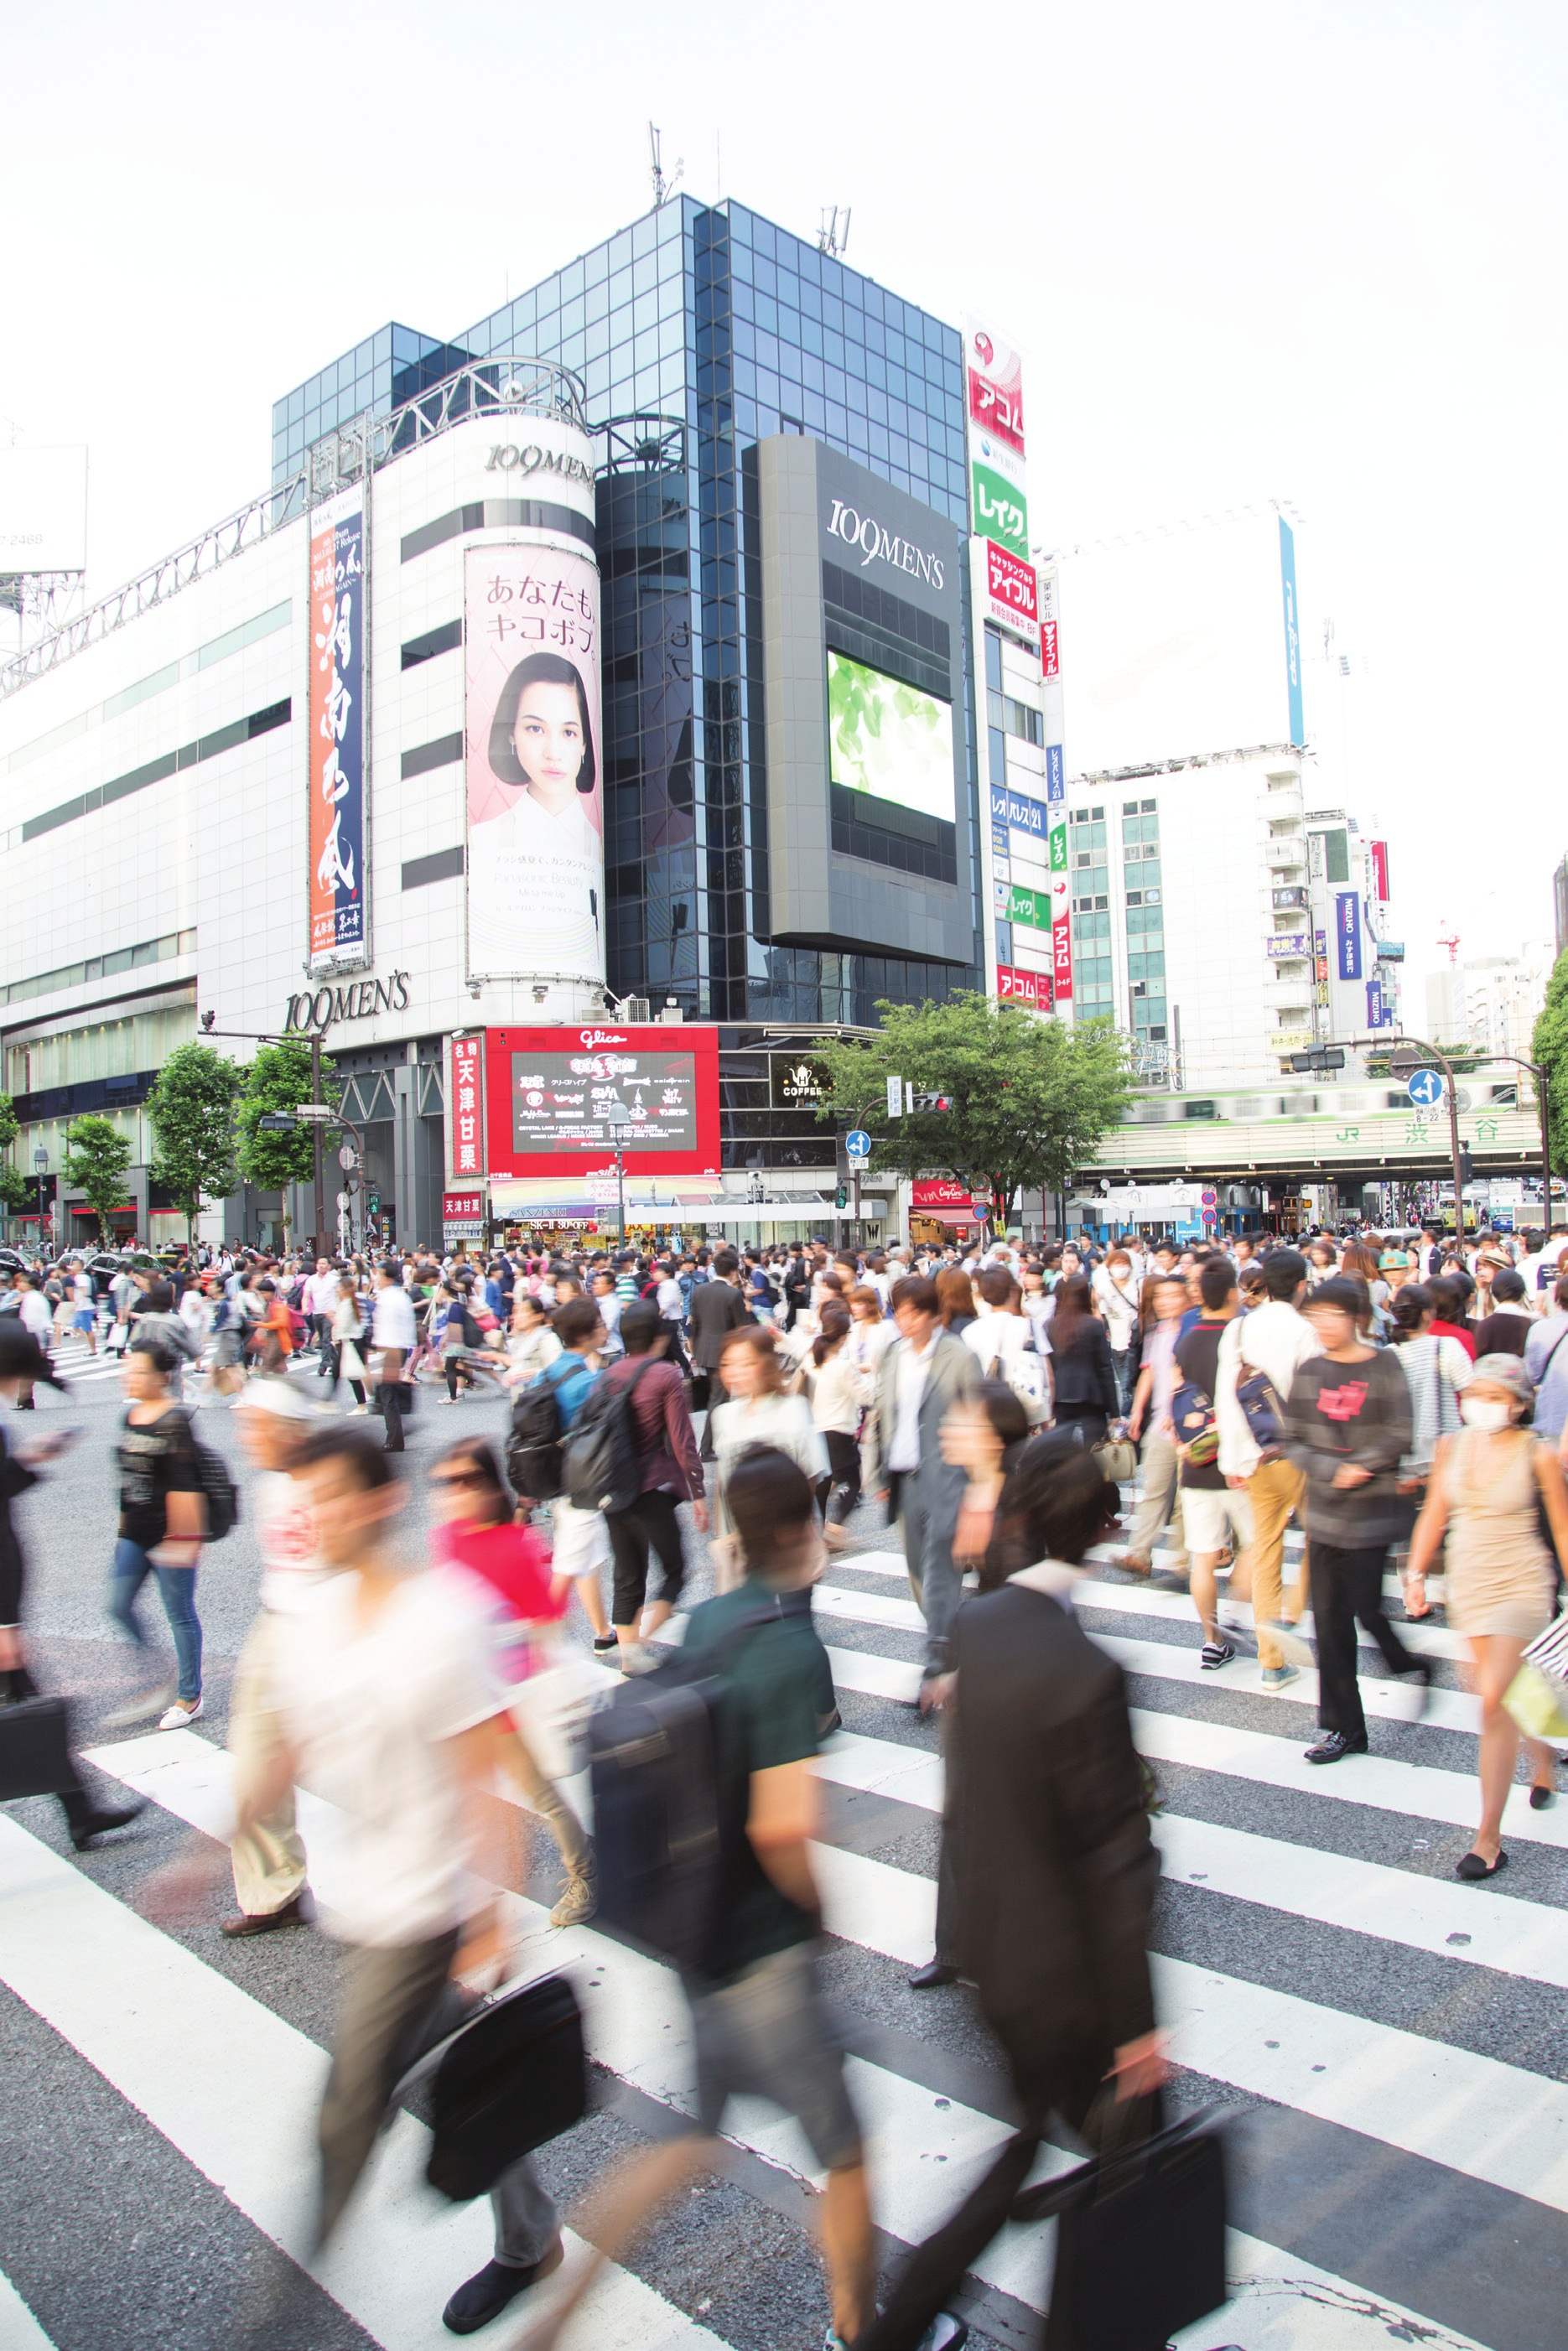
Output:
[3,0,1563,993]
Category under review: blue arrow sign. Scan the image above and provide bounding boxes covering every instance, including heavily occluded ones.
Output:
[845,1129,872,1160]
[1406,1069,1445,1109]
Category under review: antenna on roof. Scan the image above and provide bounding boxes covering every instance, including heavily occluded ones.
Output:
[818,205,852,257]
[649,122,683,209]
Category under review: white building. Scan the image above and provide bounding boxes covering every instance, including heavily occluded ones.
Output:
[0,368,604,1249]
[1426,952,1548,1066]
[1304,810,1403,1049]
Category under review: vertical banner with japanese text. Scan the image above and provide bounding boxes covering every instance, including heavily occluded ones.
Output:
[1046,740,1072,1001]
[449,1034,487,1181]
[464,542,605,989]
[308,488,368,973]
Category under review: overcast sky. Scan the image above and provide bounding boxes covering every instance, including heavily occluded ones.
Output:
[4,0,1562,991]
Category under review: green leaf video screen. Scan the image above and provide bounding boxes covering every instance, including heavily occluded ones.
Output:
[827,650,953,824]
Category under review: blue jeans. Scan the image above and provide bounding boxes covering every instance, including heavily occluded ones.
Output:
[107,1537,202,1702]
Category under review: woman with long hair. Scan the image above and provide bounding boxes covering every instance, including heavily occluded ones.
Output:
[804,1301,868,1546]
[935,1265,978,1339]
[1405,1357,1568,1877]
[1044,1274,1119,1445]
[427,1435,594,1928]
[708,1326,827,1587]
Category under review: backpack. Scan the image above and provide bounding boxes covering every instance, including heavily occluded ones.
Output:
[506,1356,578,1502]
[559,1358,657,1515]
[587,1593,801,1971]
[986,1338,1051,1425]
[1223,1321,1287,1458]
[164,1409,240,1541]
[1171,1374,1220,1467]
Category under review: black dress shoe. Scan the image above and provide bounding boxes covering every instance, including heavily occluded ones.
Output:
[220,1890,313,1938]
[443,2242,564,2335]
[908,1959,959,1990]
[70,1799,145,1851]
[1305,1731,1368,1765]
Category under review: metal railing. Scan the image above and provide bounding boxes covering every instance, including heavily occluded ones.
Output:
[1,357,588,701]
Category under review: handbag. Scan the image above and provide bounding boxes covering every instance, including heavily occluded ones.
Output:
[1504,1613,1568,1740]
[420,1972,587,2202]
[0,1694,77,1799]
[1092,1434,1138,1484]
[1044,2104,1229,2351]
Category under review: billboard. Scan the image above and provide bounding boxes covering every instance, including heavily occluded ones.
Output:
[913,1178,977,1215]
[0,444,88,574]
[980,541,1040,651]
[1336,891,1363,981]
[827,650,953,823]
[969,460,1028,558]
[996,963,1050,1009]
[1040,568,1060,679]
[307,487,368,974]
[989,781,1047,839]
[449,1035,486,1180]
[1057,508,1307,771]
[1370,838,1390,902]
[464,542,605,987]
[1279,516,1305,750]
[484,1024,720,1179]
[1046,735,1072,1002]
[964,320,1025,459]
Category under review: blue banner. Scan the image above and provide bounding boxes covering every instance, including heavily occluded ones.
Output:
[989,782,1046,838]
[1046,742,1065,804]
[1280,516,1304,750]
[1366,976,1384,1029]
[1336,890,1362,981]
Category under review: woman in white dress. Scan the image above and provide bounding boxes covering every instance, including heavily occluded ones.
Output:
[469,651,602,979]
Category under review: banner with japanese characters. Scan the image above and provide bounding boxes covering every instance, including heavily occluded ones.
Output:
[464,542,605,989]
[307,488,368,974]
[449,1035,486,1181]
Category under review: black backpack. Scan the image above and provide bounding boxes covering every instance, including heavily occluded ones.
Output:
[166,1409,240,1542]
[587,1595,800,1972]
[559,1358,656,1515]
[506,1357,579,1502]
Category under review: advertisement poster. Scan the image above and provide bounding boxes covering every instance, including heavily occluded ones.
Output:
[828,650,953,822]
[996,963,1050,1009]
[464,543,605,986]
[982,541,1041,649]
[989,781,1047,839]
[1279,516,1305,750]
[1336,890,1363,982]
[969,460,1028,558]
[308,488,368,973]
[964,320,1025,459]
[1370,839,1390,902]
[449,1035,486,1179]
[1040,568,1059,679]
[484,1024,719,1179]
[913,1178,976,1216]
[1366,978,1386,1029]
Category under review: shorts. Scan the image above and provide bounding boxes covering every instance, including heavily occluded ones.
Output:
[689,1940,862,2172]
[550,1495,610,1580]
[1181,1482,1254,1555]
[73,1309,95,1331]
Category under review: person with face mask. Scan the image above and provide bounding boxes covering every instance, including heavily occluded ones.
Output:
[1405,1356,1568,1878]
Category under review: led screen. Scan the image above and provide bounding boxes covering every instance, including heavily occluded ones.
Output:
[510,1047,699,1155]
[827,650,953,823]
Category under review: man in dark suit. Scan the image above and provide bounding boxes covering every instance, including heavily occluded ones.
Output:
[875,1276,981,1697]
[686,1245,752,1419]
[857,1441,1165,2351]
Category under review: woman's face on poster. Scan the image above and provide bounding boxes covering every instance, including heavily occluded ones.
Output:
[509,678,587,800]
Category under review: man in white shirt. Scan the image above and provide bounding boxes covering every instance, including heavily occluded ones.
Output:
[304,1257,340,1375]
[370,1263,417,1453]
[1215,1247,1321,1687]
[12,1274,53,1409]
[875,1276,981,1694]
[230,1425,568,2338]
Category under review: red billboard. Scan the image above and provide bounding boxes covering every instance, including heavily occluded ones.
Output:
[484,1024,720,1179]
[985,541,1039,628]
[1370,839,1390,902]
[912,1178,977,1217]
[996,963,1051,1009]
[449,1035,486,1179]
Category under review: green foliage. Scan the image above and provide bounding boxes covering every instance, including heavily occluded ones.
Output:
[1532,947,1568,1173]
[0,1094,23,1217]
[813,994,1134,1225]
[148,1042,244,1244]
[234,1038,338,1197]
[62,1113,134,1241]
[0,1094,18,1155]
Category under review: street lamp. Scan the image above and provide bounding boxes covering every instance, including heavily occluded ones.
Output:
[605,1099,631,1249]
[32,1149,47,1248]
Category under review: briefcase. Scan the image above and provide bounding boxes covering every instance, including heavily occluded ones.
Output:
[423,1972,586,2203]
[0,1695,77,1800]
[1046,2108,1228,2350]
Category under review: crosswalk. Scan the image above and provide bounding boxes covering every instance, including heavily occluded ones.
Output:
[2,1505,1558,2351]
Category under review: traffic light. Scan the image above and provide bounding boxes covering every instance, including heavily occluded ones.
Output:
[1458,1147,1473,1187]
[834,1184,849,1210]
[912,1092,952,1112]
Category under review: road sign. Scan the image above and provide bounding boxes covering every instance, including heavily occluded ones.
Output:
[1200,1187,1218,1208]
[1388,1045,1421,1080]
[1406,1069,1446,1109]
[1202,1207,1218,1227]
[257,1113,297,1133]
[293,1103,334,1124]
[335,1190,351,1212]
[337,1143,359,1171]
[886,1077,903,1119]
[845,1129,871,1160]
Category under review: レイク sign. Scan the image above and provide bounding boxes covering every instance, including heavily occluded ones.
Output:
[449,1035,486,1179]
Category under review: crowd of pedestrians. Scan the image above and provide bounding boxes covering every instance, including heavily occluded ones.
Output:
[4,1207,1568,2344]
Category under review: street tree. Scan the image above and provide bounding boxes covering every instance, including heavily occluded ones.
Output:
[234,1037,337,1254]
[0,1094,28,1221]
[1532,946,1568,1177]
[813,994,1133,1228]
[62,1113,134,1243]
[147,1042,244,1250]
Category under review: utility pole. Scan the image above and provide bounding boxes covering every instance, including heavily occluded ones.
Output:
[607,1099,631,1249]
[310,1032,326,1256]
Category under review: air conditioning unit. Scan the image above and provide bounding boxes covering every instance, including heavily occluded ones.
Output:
[625,995,652,1022]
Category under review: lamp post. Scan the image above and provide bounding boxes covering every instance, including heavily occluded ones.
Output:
[33,1149,47,1249]
[606,1099,631,1249]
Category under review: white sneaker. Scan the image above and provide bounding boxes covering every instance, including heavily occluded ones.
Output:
[347,1404,371,1417]
[158,1697,204,1730]
[438,1394,458,1405]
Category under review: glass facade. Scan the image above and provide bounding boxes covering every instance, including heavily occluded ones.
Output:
[273,197,979,1033]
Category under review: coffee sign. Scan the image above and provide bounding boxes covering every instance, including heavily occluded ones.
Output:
[771,1054,830,1110]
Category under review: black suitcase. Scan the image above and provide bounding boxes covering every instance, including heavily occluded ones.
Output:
[0,1696,76,1800]
[423,1973,587,2203]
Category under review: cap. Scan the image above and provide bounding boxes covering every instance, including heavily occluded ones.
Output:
[232,1377,319,1421]
[1379,1249,1411,1270]
[1469,1352,1535,1404]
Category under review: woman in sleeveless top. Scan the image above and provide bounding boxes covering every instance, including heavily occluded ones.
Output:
[1407,1355,1568,1880]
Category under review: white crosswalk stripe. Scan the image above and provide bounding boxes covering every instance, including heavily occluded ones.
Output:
[0,2272,56,2350]
[4,1512,1546,2351]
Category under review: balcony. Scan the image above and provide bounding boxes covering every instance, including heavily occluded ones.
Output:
[1265,838,1306,871]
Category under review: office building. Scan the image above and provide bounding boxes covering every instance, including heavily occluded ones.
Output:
[1426,951,1548,1067]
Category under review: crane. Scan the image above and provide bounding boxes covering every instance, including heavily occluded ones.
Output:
[1436,926,1461,966]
